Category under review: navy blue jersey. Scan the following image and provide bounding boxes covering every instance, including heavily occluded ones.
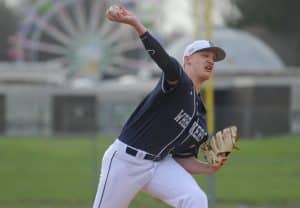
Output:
[119,32,209,159]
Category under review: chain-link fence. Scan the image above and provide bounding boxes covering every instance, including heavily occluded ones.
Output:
[0,80,298,138]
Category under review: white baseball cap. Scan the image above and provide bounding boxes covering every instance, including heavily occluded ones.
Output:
[183,40,226,62]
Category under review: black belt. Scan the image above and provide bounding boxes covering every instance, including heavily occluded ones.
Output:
[125,146,161,161]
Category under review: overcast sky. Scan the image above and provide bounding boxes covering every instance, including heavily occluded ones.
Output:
[3,0,239,19]
[158,0,239,36]
[3,0,19,7]
[3,0,240,35]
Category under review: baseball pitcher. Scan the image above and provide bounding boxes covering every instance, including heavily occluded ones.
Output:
[92,5,239,208]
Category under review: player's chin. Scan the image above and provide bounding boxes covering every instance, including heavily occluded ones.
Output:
[201,71,213,81]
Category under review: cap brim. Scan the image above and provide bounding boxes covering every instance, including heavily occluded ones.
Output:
[197,46,226,62]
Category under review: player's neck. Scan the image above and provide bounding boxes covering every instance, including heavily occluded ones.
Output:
[184,68,203,93]
[192,79,204,93]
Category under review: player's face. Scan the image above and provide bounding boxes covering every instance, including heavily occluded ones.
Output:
[189,50,216,81]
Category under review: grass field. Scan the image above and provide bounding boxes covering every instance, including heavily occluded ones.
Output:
[0,135,300,208]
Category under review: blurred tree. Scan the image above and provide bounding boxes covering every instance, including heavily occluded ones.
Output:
[227,0,300,66]
[0,1,19,61]
[228,0,300,32]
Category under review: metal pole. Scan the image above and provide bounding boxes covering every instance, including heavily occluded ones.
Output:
[193,0,201,39]
[204,0,215,134]
[204,0,216,206]
[193,0,216,206]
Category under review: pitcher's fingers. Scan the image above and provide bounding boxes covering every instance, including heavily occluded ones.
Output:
[118,4,127,13]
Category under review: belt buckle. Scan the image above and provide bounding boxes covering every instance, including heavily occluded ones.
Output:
[136,151,146,159]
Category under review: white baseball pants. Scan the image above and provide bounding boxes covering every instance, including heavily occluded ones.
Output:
[92,139,208,208]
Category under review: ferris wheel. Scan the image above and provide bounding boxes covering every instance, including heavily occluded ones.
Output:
[10,0,160,79]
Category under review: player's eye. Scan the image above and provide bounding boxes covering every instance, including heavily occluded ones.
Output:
[202,52,215,60]
[201,53,210,58]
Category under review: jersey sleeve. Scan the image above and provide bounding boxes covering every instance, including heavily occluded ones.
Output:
[140,31,182,83]
[172,143,201,158]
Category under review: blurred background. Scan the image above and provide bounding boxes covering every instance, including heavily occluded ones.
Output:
[0,0,299,207]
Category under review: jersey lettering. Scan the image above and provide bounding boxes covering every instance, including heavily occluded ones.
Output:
[174,109,192,128]
[188,121,206,142]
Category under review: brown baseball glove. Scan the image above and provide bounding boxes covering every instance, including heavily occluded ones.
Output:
[200,126,239,166]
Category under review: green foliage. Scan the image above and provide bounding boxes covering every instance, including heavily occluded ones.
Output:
[0,135,299,208]
[230,0,300,33]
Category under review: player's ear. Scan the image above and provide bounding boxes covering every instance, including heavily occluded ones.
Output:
[184,56,192,66]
